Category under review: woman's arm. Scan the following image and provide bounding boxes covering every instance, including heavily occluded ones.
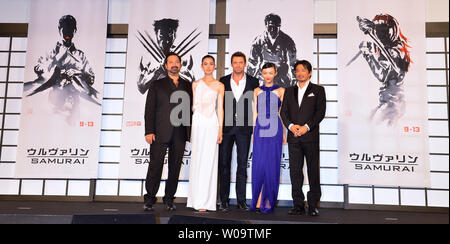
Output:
[278,88,287,145]
[217,82,225,144]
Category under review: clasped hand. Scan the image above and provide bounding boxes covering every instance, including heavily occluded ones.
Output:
[290,125,308,137]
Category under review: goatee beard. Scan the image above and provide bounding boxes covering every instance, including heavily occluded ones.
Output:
[169,67,179,75]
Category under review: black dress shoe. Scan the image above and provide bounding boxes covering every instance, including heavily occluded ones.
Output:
[308,207,319,217]
[143,203,154,211]
[237,201,250,211]
[288,207,306,215]
[165,203,176,211]
[219,202,230,212]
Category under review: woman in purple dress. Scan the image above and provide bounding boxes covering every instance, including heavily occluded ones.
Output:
[251,63,286,213]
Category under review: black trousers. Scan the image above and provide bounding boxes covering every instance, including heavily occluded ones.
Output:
[144,128,186,205]
[288,141,321,209]
[218,127,251,204]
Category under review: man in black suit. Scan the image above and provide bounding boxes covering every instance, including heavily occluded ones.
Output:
[143,52,192,212]
[281,60,326,216]
[218,52,259,211]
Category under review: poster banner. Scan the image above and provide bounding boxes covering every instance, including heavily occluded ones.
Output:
[229,0,314,184]
[15,0,108,179]
[337,0,430,187]
[119,0,210,179]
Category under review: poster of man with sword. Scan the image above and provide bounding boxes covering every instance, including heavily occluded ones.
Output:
[347,14,412,126]
[337,0,430,188]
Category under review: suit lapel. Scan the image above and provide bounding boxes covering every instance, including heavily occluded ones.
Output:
[240,74,252,102]
[299,83,313,110]
[225,75,232,92]
[293,85,300,110]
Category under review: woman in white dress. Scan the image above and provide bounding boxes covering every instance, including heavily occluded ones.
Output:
[187,55,224,212]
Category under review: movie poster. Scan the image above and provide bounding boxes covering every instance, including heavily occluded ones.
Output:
[15,0,107,179]
[337,0,430,187]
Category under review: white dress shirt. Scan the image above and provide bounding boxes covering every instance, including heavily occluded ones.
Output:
[230,74,246,101]
[288,81,311,131]
[297,80,310,108]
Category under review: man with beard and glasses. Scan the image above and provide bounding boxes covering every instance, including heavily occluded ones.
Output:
[143,52,192,212]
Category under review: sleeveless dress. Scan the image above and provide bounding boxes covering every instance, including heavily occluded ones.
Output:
[187,80,219,211]
[250,84,283,214]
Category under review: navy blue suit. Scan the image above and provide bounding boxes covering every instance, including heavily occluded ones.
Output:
[218,74,259,204]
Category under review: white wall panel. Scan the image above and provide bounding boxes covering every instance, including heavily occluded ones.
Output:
[5,98,21,113]
[0,146,16,161]
[0,163,15,178]
[0,68,7,81]
[7,68,24,81]
[322,185,344,202]
[95,180,118,196]
[427,190,449,207]
[6,83,23,97]
[9,52,26,66]
[103,84,124,99]
[401,189,426,206]
[119,180,142,196]
[101,100,124,114]
[67,180,91,196]
[11,37,27,51]
[430,154,449,172]
[349,187,373,204]
[374,188,399,205]
[104,69,126,83]
[0,179,19,195]
[98,164,119,179]
[0,37,10,51]
[20,179,43,195]
[44,180,67,196]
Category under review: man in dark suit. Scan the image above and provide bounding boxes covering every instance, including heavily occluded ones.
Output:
[218,52,259,211]
[281,60,326,216]
[143,52,192,212]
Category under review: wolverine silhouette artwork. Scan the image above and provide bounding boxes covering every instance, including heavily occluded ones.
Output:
[137,18,201,94]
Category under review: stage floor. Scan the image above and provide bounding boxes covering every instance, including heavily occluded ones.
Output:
[0,201,448,224]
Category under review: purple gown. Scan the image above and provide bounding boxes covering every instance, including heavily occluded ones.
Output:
[251,84,283,214]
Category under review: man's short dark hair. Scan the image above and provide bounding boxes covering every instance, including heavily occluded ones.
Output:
[231,51,247,63]
[165,52,182,64]
[154,19,179,33]
[294,60,312,73]
[58,15,77,31]
[264,13,281,27]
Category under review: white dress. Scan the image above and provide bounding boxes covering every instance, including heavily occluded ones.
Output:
[187,80,219,211]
